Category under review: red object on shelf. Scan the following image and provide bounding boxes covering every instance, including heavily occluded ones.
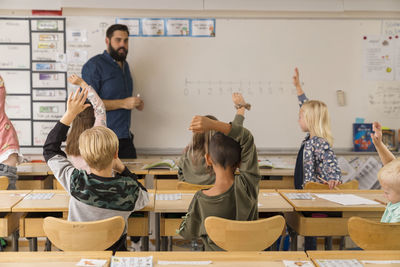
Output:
[32,9,62,16]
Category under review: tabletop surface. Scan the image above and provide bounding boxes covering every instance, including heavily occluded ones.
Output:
[0,190,31,212]
[279,189,387,212]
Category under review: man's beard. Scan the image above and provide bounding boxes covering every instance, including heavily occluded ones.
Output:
[109,43,128,62]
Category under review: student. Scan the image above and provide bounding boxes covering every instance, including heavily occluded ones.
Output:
[178,93,260,251]
[0,75,23,190]
[177,101,245,185]
[177,115,218,185]
[43,88,149,252]
[65,74,106,173]
[377,159,400,223]
[292,68,342,190]
[371,121,396,165]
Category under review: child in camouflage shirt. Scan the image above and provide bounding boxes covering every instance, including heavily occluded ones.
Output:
[43,88,148,252]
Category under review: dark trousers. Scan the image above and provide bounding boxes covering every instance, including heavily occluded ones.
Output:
[106,234,127,254]
[118,133,137,159]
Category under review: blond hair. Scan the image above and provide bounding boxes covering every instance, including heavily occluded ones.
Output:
[378,159,400,190]
[78,126,119,171]
[301,100,334,146]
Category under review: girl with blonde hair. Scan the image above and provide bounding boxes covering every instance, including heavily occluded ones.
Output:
[293,68,342,190]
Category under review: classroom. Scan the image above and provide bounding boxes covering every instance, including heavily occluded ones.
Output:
[0,0,400,266]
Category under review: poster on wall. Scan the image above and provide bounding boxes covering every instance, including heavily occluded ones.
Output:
[31,32,65,61]
[32,72,65,88]
[11,120,31,146]
[166,19,190,36]
[363,35,394,81]
[0,45,30,69]
[115,18,140,36]
[32,102,65,120]
[5,95,31,119]
[33,121,57,146]
[0,19,29,43]
[0,71,30,94]
[141,18,165,36]
[191,19,215,37]
[32,89,66,101]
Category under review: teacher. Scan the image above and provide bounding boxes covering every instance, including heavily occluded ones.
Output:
[82,24,143,159]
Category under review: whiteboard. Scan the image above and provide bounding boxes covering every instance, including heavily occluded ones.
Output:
[0,19,29,43]
[65,17,399,150]
[0,45,30,69]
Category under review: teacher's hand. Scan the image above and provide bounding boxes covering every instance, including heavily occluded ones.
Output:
[123,97,143,110]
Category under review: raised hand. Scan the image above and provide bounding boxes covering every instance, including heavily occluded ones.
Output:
[189,116,215,133]
[371,121,383,146]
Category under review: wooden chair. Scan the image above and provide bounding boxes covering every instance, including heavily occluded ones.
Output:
[348,216,400,250]
[304,179,359,190]
[0,176,9,190]
[204,215,285,251]
[43,216,125,251]
[176,181,213,190]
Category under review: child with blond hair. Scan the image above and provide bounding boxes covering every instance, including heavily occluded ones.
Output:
[43,88,148,252]
[292,68,342,190]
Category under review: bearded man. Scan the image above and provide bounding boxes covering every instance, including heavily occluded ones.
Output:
[82,24,143,159]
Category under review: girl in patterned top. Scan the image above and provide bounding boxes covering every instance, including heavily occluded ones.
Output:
[65,75,106,173]
[292,68,342,190]
[0,76,23,189]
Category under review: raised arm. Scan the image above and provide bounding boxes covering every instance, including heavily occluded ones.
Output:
[44,88,90,191]
[68,74,106,127]
[371,122,396,165]
[293,67,308,107]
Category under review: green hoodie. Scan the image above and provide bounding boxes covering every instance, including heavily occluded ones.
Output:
[178,116,260,250]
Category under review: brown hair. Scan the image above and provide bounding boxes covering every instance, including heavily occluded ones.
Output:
[65,106,95,156]
[189,115,218,166]
[79,126,119,171]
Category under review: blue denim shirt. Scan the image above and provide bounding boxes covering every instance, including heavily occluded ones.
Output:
[82,50,133,139]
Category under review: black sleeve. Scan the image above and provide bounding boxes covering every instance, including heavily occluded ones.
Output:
[120,166,147,192]
[43,121,69,162]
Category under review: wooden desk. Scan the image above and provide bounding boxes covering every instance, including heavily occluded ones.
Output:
[279,189,386,250]
[153,189,293,251]
[12,189,154,251]
[16,163,53,190]
[115,251,310,266]
[0,190,31,251]
[309,250,400,266]
[0,251,112,267]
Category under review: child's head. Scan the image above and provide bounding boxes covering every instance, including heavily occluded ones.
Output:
[78,126,119,171]
[65,106,95,156]
[299,100,333,146]
[378,159,400,204]
[206,132,241,173]
[190,115,218,165]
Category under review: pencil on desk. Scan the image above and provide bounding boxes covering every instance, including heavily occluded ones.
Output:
[316,176,340,190]
[374,198,387,205]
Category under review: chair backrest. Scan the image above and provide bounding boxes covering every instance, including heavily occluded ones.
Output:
[348,216,400,250]
[0,176,9,190]
[176,181,213,190]
[304,179,359,190]
[204,215,285,251]
[43,216,125,251]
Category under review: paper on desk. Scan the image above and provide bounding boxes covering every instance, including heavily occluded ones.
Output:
[111,256,152,267]
[285,193,315,200]
[362,260,400,264]
[316,259,363,267]
[283,260,314,267]
[76,259,107,267]
[262,192,279,197]
[158,260,212,265]
[315,194,380,206]
[156,193,182,201]
[24,193,54,200]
